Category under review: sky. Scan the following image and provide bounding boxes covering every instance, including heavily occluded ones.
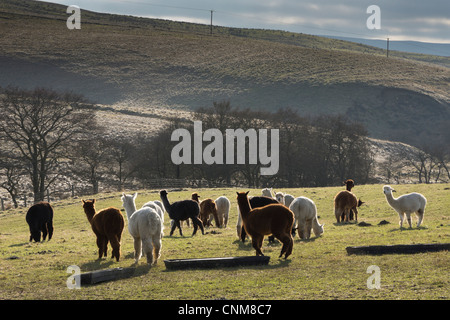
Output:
[42,0,450,43]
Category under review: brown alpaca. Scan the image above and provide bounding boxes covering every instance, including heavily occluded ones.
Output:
[343,179,355,191]
[199,198,219,227]
[342,179,355,220]
[236,191,294,259]
[191,192,200,203]
[334,191,364,223]
[82,199,125,261]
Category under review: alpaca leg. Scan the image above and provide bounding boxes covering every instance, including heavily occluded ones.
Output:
[109,234,121,262]
[41,223,48,241]
[417,209,424,227]
[283,235,294,259]
[142,238,154,265]
[344,209,350,222]
[277,233,293,259]
[305,219,312,240]
[103,239,109,258]
[176,220,183,236]
[192,217,198,235]
[133,237,142,264]
[152,236,162,265]
[298,219,306,239]
[398,212,404,229]
[46,222,53,241]
[252,236,264,256]
[192,217,204,236]
[335,208,343,223]
[406,212,412,228]
[96,236,105,259]
[240,226,247,242]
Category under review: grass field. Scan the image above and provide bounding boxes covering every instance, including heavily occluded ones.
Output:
[0,184,449,300]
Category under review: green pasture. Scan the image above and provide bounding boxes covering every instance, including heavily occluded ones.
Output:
[0,184,448,300]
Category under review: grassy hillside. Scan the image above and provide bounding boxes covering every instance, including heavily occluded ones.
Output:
[0,184,448,300]
[1,0,449,148]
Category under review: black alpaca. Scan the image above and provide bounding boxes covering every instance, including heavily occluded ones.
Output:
[26,202,54,242]
[239,196,278,242]
[159,190,204,236]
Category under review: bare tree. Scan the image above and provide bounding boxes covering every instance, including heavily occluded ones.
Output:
[0,87,90,202]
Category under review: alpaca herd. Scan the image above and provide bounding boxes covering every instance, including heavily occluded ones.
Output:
[23,181,427,265]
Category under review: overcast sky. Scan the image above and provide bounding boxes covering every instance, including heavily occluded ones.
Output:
[43,0,449,43]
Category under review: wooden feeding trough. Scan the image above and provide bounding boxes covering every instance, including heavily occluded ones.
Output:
[79,267,136,286]
[164,255,270,270]
[346,243,450,255]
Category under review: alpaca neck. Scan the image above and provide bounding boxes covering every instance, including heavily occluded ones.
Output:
[236,197,252,223]
[312,218,322,234]
[384,192,398,207]
[84,208,96,224]
[160,195,173,219]
[123,201,137,220]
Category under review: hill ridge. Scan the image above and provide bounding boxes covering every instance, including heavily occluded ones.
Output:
[0,0,449,148]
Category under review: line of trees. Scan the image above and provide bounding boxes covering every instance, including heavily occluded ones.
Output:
[1,87,448,207]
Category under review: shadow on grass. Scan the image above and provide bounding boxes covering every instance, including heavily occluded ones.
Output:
[388,225,428,232]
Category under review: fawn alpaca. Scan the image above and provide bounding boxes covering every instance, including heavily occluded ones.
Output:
[236,191,294,259]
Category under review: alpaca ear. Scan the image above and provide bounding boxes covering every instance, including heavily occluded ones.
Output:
[236,192,239,196]
[245,191,249,196]
[133,193,137,199]
[82,200,85,204]
[92,199,95,203]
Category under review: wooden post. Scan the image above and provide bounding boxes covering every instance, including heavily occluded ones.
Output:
[210,10,213,35]
[1,198,4,211]
[386,37,389,58]
[47,189,50,202]
[24,194,27,207]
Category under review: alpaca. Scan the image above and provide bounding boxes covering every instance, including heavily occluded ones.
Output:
[289,197,324,239]
[199,198,218,227]
[261,188,274,198]
[82,199,124,261]
[121,193,163,265]
[342,179,356,220]
[236,195,278,241]
[159,189,204,236]
[215,196,230,228]
[344,179,355,191]
[191,192,200,203]
[334,191,364,223]
[142,199,165,223]
[25,202,54,242]
[274,192,295,208]
[236,191,294,259]
[383,185,426,228]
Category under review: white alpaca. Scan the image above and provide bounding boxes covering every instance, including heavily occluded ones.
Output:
[142,199,165,223]
[214,196,230,228]
[275,192,295,208]
[121,193,163,265]
[261,188,273,198]
[289,196,324,239]
[383,185,426,228]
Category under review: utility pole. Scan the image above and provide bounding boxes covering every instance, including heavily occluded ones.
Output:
[210,10,214,35]
[386,37,389,58]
